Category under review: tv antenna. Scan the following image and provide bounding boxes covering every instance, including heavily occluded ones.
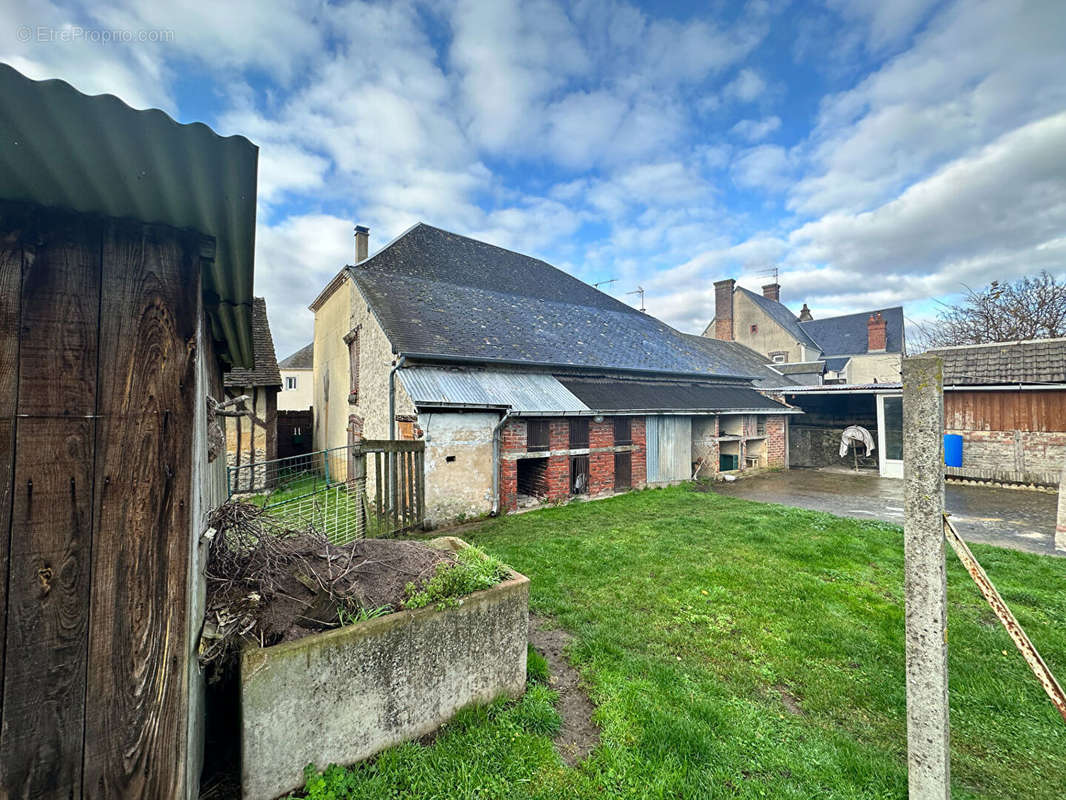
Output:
[627,285,646,313]
[752,265,780,283]
[593,278,617,289]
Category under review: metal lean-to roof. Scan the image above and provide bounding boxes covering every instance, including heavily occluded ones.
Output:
[399,367,589,413]
[0,64,258,367]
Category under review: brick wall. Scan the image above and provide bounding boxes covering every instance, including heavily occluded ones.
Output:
[497,415,649,512]
[766,415,787,468]
[589,419,614,495]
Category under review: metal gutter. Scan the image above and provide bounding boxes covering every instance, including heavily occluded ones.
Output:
[490,410,516,516]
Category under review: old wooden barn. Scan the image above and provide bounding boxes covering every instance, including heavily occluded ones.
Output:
[0,65,258,798]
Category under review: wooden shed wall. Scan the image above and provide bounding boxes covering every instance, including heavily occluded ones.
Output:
[944,390,1066,432]
[0,204,217,799]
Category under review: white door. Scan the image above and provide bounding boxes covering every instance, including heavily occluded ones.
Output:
[877,394,904,479]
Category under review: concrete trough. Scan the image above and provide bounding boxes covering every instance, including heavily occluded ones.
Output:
[239,537,530,800]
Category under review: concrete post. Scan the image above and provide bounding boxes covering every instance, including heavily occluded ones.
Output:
[1056,458,1066,552]
[902,355,951,800]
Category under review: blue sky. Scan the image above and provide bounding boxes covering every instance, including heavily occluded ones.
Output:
[5,0,1066,360]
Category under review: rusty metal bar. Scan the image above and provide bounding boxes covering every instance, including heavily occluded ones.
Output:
[943,514,1066,723]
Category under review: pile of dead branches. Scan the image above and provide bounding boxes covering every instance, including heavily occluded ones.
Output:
[199,501,454,681]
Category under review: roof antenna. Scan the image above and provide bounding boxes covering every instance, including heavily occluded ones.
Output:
[627,286,646,313]
[593,278,617,289]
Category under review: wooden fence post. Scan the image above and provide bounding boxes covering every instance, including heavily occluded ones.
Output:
[902,354,951,799]
[1056,457,1066,553]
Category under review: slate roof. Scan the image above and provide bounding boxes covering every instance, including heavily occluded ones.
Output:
[800,307,905,356]
[737,287,821,351]
[349,223,753,378]
[776,362,825,376]
[557,377,798,413]
[224,297,282,388]
[681,334,792,387]
[927,338,1066,386]
[823,357,852,373]
[279,342,313,370]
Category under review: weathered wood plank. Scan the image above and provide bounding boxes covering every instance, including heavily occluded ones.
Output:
[1,209,101,799]
[1,419,96,798]
[82,221,198,799]
[0,228,23,722]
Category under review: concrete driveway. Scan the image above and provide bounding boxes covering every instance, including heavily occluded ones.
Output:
[713,468,1061,556]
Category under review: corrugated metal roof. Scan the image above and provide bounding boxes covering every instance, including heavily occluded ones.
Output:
[0,64,258,367]
[399,367,589,412]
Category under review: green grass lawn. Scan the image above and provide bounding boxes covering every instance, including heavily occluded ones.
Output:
[294,485,1066,799]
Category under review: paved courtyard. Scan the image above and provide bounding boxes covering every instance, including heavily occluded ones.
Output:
[714,467,1061,556]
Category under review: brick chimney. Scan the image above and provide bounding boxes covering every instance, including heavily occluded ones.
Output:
[762,283,780,302]
[867,312,887,352]
[713,278,735,340]
[798,303,813,322]
[354,224,369,263]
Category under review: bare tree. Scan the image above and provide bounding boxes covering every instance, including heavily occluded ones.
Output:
[914,271,1066,349]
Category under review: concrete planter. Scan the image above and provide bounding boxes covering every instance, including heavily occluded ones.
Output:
[239,537,529,800]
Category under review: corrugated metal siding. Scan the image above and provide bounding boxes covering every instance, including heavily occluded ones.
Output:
[646,416,661,482]
[646,415,691,482]
[399,367,589,412]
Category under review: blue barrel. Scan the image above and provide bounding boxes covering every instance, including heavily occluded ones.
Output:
[944,434,963,467]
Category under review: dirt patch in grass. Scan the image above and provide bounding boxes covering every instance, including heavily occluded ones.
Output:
[529,614,600,765]
[775,684,805,716]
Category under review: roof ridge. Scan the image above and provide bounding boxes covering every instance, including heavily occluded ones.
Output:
[797,305,904,326]
[927,336,1066,351]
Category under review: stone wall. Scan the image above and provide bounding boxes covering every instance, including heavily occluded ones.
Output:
[945,429,1066,486]
[240,538,529,800]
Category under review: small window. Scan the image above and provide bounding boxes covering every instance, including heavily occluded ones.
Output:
[756,416,766,436]
[344,327,360,401]
[527,419,550,452]
[750,324,758,334]
[613,417,632,446]
[771,352,787,364]
[285,376,297,390]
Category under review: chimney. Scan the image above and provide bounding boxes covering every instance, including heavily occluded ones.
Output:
[762,283,780,302]
[798,303,813,322]
[713,278,735,340]
[867,312,887,352]
[354,225,369,263]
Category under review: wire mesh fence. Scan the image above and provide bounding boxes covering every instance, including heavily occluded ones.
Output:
[227,441,425,544]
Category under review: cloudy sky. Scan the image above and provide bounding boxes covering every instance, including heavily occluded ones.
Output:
[5,0,1065,360]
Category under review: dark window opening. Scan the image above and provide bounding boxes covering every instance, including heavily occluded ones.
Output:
[445,455,456,463]
[756,416,766,436]
[569,418,589,449]
[570,455,589,495]
[614,451,632,490]
[613,416,632,446]
[527,419,550,452]
[750,324,758,334]
[517,458,549,499]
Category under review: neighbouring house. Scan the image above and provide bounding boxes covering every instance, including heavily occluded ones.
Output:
[705,279,908,477]
[705,279,905,385]
[223,297,282,490]
[278,342,314,410]
[928,338,1066,486]
[0,64,258,798]
[310,223,800,525]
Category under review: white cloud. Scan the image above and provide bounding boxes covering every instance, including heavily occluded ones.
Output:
[731,144,792,191]
[731,115,781,142]
[723,68,766,102]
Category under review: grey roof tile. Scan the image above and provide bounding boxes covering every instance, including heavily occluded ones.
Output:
[224,297,282,387]
[927,338,1066,385]
[799,307,904,355]
[350,223,756,378]
[279,342,313,370]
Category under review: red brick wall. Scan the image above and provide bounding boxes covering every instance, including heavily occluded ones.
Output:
[497,415,650,512]
[766,415,787,467]
[589,419,614,495]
